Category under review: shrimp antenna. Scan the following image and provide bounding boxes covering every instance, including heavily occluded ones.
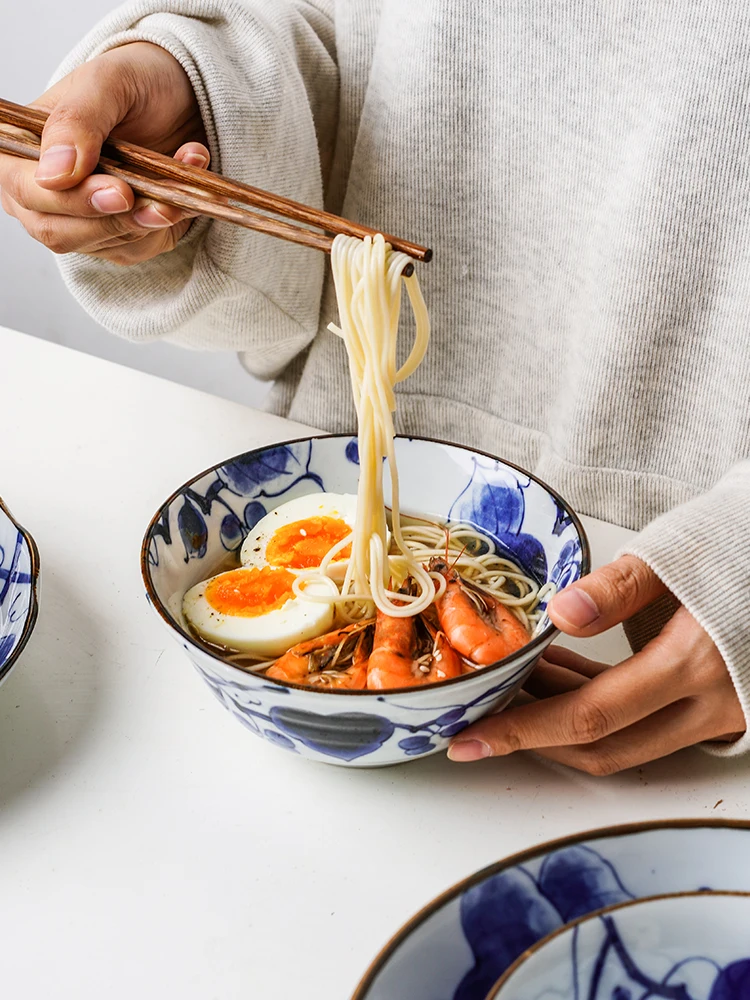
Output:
[450,543,469,571]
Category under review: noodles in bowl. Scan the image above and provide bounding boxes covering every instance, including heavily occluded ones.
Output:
[183,511,555,690]
[179,234,554,691]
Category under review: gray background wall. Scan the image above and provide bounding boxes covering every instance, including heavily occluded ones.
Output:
[0,1,267,408]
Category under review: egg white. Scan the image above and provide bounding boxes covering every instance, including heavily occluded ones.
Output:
[240,492,358,580]
[182,570,335,658]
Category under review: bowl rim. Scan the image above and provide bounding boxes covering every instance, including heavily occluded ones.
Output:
[485,887,750,999]
[0,496,41,686]
[349,817,750,1000]
[140,433,591,697]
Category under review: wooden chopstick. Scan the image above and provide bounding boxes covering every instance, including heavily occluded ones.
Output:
[0,97,432,268]
[0,127,337,255]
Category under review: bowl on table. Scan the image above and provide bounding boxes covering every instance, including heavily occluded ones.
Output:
[0,496,40,687]
[487,890,750,1000]
[141,434,588,767]
[351,819,750,1000]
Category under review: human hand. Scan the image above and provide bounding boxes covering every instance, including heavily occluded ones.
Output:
[448,555,745,774]
[0,42,210,265]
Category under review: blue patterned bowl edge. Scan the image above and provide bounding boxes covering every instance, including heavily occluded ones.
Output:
[140,433,592,698]
[0,496,40,686]
[349,818,750,1000]
[485,887,750,999]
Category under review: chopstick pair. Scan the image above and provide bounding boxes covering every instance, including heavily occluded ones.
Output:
[0,97,432,272]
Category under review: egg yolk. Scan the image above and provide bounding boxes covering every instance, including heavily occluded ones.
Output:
[205,566,296,617]
[265,516,352,569]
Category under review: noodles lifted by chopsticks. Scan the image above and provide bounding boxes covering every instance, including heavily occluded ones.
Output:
[293,233,437,620]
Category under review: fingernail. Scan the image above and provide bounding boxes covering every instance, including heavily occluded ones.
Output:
[550,588,599,628]
[181,152,209,168]
[447,739,490,762]
[91,187,130,214]
[36,144,77,180]
[133,204,174,229]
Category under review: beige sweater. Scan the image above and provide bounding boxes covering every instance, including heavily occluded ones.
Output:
[55,1,750,752]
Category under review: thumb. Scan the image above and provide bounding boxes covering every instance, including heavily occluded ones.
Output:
[33,63,134,190]
[547,554,667,636]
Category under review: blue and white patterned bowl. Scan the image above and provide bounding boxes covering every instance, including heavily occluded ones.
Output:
[351,820,750,1000]
[0,497,40,687]
[141,435,588,767]
[487,891,750,1000]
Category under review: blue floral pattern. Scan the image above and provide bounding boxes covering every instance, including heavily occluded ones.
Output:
[456,845,633,999]
[193,657,529,762]
[0,500,39,686]
[142,435,588,767]
[448,456,579,591]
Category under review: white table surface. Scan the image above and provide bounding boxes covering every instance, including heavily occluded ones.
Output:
[1,326,748,1000]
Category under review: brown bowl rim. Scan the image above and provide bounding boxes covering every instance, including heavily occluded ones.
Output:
[140,433,591,697]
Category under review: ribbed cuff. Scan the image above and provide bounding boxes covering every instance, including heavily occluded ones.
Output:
[618,461,750,757]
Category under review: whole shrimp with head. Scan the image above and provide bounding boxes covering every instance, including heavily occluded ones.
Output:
[429,557,530,665]
[366,579,463,689]
[266,619,374,689]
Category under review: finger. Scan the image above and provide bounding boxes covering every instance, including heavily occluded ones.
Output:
[0,153,134,217]
[115,141,208,226]
[130,195,191,230]
[86,219,193,265]
[3,196,184,256]
[531,697,741,775]
[523,660,589,699]
[173,142,210,169]
[130,141,209,223]
[32,62,137,190]
[448,642,682,760]
[547,555,667,637]
[541,644,611,678]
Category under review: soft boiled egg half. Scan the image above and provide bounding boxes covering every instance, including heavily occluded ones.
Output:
[182,565,335,658]
[240,492,358,581]
[183,492,361,658]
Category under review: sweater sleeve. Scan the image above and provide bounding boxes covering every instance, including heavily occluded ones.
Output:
[617,459,750,756]
[51,0,337,380]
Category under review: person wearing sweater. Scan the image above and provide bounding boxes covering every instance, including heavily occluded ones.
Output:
[1,1,748,772]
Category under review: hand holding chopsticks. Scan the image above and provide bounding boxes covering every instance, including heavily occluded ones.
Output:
[0,96,431,273]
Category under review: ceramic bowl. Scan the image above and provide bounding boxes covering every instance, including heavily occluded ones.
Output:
[351,819,750,1000]
[141,434,588,767]
[487,891,750,1000]
[0,497,40,686]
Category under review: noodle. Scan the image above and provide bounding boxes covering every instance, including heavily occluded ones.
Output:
[290,233,555,633]
[294,233,438,620]
[396,522,555,635]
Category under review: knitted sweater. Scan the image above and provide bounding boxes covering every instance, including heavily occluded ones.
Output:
[54,1,750,752]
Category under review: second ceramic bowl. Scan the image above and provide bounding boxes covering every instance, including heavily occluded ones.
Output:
[487,890,750,1000]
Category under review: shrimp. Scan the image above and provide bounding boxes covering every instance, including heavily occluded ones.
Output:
[266,619,374,689]
[367,580,462,689]
[429,556,529,665]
